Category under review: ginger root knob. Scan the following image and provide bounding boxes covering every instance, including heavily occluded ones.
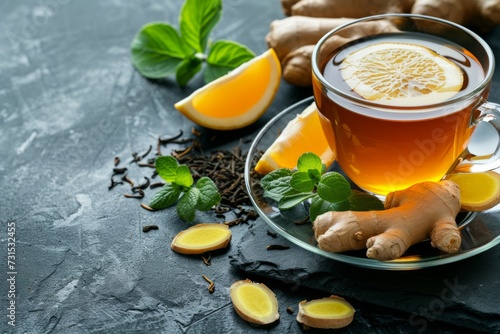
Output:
[313,181,462,261]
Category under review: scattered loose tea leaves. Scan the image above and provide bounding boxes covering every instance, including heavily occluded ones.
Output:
[267,230,278,238]
[138,162,156,168]
[266,244,290,251]
[141,203,155,211]
[141,145,152,159]
[131,177,150,191]
[113,167,127,174]
[191,127,201,137]
[122,174,134,186]
[150,182,165,189]
[109,177,124,190]
[124,189,144,199]
[131,152,142,163]
[201,253,212,266]
[202,274,215,294]
[142,225,159,232]
[109,133,258,223]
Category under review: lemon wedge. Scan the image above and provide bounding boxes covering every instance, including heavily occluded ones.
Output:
[340,42,463,106]
[445,171,500,211]
[230,279,279,325]
[174,48,281,130]
[254,102,336,174]
[170,223,231,254]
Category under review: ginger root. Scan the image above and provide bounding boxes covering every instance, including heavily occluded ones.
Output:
[269,0,500,86]
[313,180,462,261]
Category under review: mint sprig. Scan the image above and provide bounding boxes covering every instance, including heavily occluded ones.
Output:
[131,0,255,86]
[261,152,384,222]
[149,156,221,221]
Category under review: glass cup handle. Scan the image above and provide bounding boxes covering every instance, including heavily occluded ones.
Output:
[451,101,500,173]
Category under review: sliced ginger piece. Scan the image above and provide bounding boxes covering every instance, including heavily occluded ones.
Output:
[445,171,500,211]
[296,295,355,329]
[230,279,279,325]
[171,223,231,254]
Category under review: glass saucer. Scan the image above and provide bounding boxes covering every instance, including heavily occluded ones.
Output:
[244,96,500,270]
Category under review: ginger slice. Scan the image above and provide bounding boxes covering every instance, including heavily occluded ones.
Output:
[296,295,355,329]
[445,171,500,211]
[230,279,279,325]
[170,223,231,255]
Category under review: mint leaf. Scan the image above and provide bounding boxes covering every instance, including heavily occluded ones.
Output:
[131,22,190,79]
[149,183,181,210]
[260,153,385,223]
[177,188,200,221]
[131,1,253,87]
[149,155,222,221]
[309,196,351,222]
[290,171,316,193]
[261,169,294,189]
[195,177,221,211]
[349,190,384,211]
[261,169,297,201]
[175,165,194,188]
[297,152,323,173]
[156,156,179,182]
[263,176,297,202]
[279,192,316,210]
[176,55,203,86]
[205,40,255,83]
[317,172,351,203]
[180,0,222,53]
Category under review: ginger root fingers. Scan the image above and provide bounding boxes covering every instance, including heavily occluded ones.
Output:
[313,181,462,261]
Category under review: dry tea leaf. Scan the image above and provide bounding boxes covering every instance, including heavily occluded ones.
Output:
[296,295,355,329]
[171,223,231,254]
[230,279,279,325]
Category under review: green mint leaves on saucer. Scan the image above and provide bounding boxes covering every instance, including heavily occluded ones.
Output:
[260,152,384,222]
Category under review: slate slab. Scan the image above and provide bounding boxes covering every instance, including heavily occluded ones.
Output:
[229,217,500,333]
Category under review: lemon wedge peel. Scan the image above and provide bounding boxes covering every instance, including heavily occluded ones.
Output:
[174,48,281,130]
[254,102,336,174]
[340,42,464,107]
[445,171,500,211]
[296,295,355,329]
[170,223,231,254]
[230,279,279,325]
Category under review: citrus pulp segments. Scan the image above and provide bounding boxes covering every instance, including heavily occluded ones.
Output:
[254,102,336,174]
[174,48,281,130]
[340,42,464,106]
[445,171,500,211]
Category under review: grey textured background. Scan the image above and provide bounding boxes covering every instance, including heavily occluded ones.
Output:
[1,1,500,333]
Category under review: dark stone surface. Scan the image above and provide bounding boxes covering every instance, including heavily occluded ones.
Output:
[1,0,499,333]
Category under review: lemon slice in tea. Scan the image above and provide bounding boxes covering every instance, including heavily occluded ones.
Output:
[340,42,464,106]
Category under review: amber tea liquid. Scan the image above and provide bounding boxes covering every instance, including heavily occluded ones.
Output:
[313,32,487,195]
